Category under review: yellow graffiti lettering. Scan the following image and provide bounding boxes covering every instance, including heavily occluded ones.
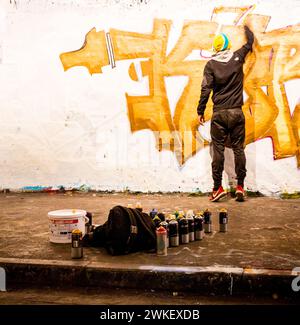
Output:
[60,28,109,74]
[60,7,300,167]
[111,20,177,158]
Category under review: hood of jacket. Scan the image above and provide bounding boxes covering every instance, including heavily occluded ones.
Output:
[212,50,233,63]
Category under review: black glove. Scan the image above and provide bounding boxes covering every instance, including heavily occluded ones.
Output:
[244,25,254,44]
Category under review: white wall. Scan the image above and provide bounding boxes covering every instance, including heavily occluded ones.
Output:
[0,0,299,195]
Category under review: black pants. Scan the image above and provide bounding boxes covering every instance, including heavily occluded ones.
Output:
[210,107,246,189]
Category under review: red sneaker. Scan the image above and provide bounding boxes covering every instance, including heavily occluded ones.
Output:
[235,185,245,202]
[210,186,227,202]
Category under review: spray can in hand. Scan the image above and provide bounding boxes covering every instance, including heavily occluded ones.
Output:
[219,208,228,232]
[156,226,168,256]
[204,209,212,233]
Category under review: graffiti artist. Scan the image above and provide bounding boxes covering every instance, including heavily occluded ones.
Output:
[197,25,254,202]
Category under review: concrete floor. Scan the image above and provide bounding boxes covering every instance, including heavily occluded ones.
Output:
[1,192,300,270]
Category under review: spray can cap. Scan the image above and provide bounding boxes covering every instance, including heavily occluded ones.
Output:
[153,215,161,221]
[177,213,184,220]
[168,214,176,220]
[186,210,194,218]
[220,208,227,213]
[157,212,165,221]
[156,226,167,234]
[72,229,82,239]
[136,202,142,208]
[160,221,168,226]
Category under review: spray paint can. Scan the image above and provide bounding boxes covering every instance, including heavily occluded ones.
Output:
[150,208,158,219]
[204,209,212,233]
[194,213,204,240]
[168,219,179,247]
[136,202,143,212]
[179,217,189,244]
[176,211,184,222]
[159,221,169,248]
[166,214,176,224]
[157,212,165,222]
[174,210,179,219]
[179,210,185,217]
[186,211,195,242]
[85,211,93,234]
[71,229,83,259]
[165,214,172,223]
[219,208,228,232]
[156,226,168,256]
[186,210,194,218]
[152,215,162,228]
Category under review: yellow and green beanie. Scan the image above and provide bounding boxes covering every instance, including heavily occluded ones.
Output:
[213,33,231,52]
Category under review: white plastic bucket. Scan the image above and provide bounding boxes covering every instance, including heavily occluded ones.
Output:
[48,209,89,243]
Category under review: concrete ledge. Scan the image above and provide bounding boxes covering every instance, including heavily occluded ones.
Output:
[1,258,299,299]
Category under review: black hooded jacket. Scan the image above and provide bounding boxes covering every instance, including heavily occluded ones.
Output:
[197,26,254,116]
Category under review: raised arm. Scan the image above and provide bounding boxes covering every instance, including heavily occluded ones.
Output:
[235,25,254,62]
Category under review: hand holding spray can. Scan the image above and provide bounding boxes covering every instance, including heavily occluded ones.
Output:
[219,208,228,232]
[156,226,168,256]
[204,209,212,233]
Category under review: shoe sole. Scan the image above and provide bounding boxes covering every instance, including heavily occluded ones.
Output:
[211,191,227,202]
[236,191,245,202]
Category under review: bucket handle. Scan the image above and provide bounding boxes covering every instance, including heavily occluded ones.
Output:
[83,216,90,224]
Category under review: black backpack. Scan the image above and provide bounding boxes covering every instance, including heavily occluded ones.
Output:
[91,206,156,255]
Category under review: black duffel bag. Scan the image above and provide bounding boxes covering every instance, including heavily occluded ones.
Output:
[90,205,156,255]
